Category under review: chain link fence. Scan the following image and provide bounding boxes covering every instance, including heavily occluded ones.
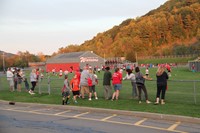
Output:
[0,73,199,105]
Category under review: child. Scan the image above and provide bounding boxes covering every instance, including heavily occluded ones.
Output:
[70,74,80,104]
[61,75,70,105]
[24,78,29,92]
[88,69,98,101]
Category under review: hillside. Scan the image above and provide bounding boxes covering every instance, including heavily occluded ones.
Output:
[0,50,15,58]
[57,0,200,62]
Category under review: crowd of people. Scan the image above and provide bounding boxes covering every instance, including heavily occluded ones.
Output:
[6,63,170,105]
[60,64,170,105]
[6,67,42,95]
[6,67,25,92]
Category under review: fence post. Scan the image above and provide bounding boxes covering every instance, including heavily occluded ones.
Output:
[0,76,2,91]
[193,81,197,105]
[38,76,41,94]
[48,76,51,95]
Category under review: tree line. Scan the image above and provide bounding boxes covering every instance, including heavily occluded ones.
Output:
[0,51,47,71]
[55,0,200,62]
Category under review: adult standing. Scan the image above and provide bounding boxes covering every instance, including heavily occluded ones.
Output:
[80,66,90,99]
[6,68,14,92]
[135,66,151,104]
[29,69,37,95]
[13,68,18,91]
[16,69,23,92]
[123,69,138,99]
[154,66,169,105]
[103,66,112,100]
[111,68,122,101]
[59,68,63,78]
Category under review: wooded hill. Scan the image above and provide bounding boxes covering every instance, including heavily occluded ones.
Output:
[57,0,200,62]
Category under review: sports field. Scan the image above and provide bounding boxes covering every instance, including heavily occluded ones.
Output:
[0,66,200,118]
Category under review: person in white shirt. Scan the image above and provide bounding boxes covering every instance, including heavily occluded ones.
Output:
[145,67,149,77]
[29,69,37,95]
[59,69,63,78]
[6,68,14,92]
[123,69,138,99]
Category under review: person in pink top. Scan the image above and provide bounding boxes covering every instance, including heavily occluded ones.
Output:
[111,68,122,101]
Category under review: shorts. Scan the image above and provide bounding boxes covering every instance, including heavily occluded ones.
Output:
[62,91,70,97]
[113,84,122,91]
[80,86,89,95]
[89,85,96,93]
[72,91,80,96]
[17,78,22,84]
[8,80,14,87]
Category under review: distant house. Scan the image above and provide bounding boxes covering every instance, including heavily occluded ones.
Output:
[45,51,105,72]
[28,62,46,68]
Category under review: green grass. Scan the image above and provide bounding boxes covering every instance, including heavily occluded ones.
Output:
[0,66,200,118]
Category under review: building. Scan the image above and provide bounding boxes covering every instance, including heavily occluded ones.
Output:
[45,51,105,72]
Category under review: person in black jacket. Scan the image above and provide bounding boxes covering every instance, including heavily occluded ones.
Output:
[154,65,169,105]
[135,67,152,104]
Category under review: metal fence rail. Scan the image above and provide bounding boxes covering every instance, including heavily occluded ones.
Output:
[0,75,199,105]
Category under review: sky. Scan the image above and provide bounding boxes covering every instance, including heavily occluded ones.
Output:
[0,0,168,55]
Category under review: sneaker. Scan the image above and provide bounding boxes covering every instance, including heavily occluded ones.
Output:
[88,98,92,101]
[95,97,98,100]
[161,102,165,105]
[154,102,159,105]
[146,100,151,104]
[138,101,142,104]
[74,101,78,104]
[161,100,165,105]
[28,90,32,94]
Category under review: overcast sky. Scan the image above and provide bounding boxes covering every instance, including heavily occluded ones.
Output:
[0,0,168,55]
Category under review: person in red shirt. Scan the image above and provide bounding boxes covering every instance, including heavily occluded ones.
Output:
[70,75,80,104]
[111,68,122,101]
[74,68,81,97]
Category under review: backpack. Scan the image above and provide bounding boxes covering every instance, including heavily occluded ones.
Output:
[136,72,145,85]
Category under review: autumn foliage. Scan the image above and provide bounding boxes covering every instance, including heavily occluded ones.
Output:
[56,0,200,62]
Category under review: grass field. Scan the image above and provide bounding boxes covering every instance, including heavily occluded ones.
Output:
[0,66,200,118]
[138,56,196,64]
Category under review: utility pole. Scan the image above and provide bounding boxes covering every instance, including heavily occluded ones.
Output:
[104,53,105,66]
[135,52,138,66]
[2,52,5,73]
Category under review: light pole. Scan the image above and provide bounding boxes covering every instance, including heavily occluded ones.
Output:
[135,52,138,66]
[104,53,105,66]
[2,52,5,73]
